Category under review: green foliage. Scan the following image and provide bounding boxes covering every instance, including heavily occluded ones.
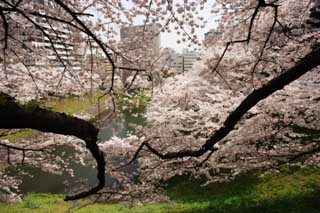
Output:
[2,167,320,212]
[114,88,150,106]
[45,93,109,115]
[278,164,291,174]
[23,196,41,209]
[25,100,40,110]
[1,129,35,142]
[0,94,7,106]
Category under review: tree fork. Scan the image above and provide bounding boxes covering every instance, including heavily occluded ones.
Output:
[124,47,320,163]
[0,92,106,201]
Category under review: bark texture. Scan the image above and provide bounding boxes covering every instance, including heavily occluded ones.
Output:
[130,47,320,160]
[0,93,105,201]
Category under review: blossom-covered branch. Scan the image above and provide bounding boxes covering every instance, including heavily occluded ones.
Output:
[125,47,320,162]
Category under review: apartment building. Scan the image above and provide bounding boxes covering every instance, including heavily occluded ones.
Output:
[120,24,160,58]
[119,24,161,83]
[9,0,81,70]
[164,48,199,73]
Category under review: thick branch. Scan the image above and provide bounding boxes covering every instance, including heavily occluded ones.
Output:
[0,92,106,201]
[126,47,320,162]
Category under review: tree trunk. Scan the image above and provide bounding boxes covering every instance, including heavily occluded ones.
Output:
[0,92,105,201]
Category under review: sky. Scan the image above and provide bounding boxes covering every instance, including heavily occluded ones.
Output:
[92,0,220,53]
[159,2,220,53]
[160,24,214,53]
[138,1,219,53]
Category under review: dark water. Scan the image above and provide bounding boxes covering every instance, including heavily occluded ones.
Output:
[5,105,146,195]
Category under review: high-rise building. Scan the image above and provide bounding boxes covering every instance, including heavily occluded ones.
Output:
[4,0,81,70]
[120,24,160,64]
[120,24,160,58]
[119,24,160,83]
[164,48,199,73]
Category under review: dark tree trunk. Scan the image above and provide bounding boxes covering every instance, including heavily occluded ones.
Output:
[0,93,105,201]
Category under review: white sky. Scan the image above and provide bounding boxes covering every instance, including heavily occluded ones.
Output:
[159,3,220,53]
[136,1,220,53]
[92,1,220,53]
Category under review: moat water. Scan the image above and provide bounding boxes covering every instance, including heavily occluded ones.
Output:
[4,104,146,195]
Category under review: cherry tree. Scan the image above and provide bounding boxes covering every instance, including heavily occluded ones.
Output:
[105,0,320,200]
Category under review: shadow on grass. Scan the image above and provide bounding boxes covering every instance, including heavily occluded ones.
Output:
[164,170,320,213]
[177,195,320,213]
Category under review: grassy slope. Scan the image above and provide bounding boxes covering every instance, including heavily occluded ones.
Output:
[1,166,320,212]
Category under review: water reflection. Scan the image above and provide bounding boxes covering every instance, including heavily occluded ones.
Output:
[5,104,146,195]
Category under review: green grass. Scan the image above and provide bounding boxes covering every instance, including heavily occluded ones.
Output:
[1,129,35,142]
[164,166,320,213]
[114,88,151,106]
[2,167,320,212]
[0,89,147,142]
[46,93,109,115]
[0,89,148,142]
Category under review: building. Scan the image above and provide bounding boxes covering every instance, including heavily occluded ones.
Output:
[119,24,161,83]
[120,24,160,58]
[81,39,115,81]
[164,48,199,73]
[7,0,81,71]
